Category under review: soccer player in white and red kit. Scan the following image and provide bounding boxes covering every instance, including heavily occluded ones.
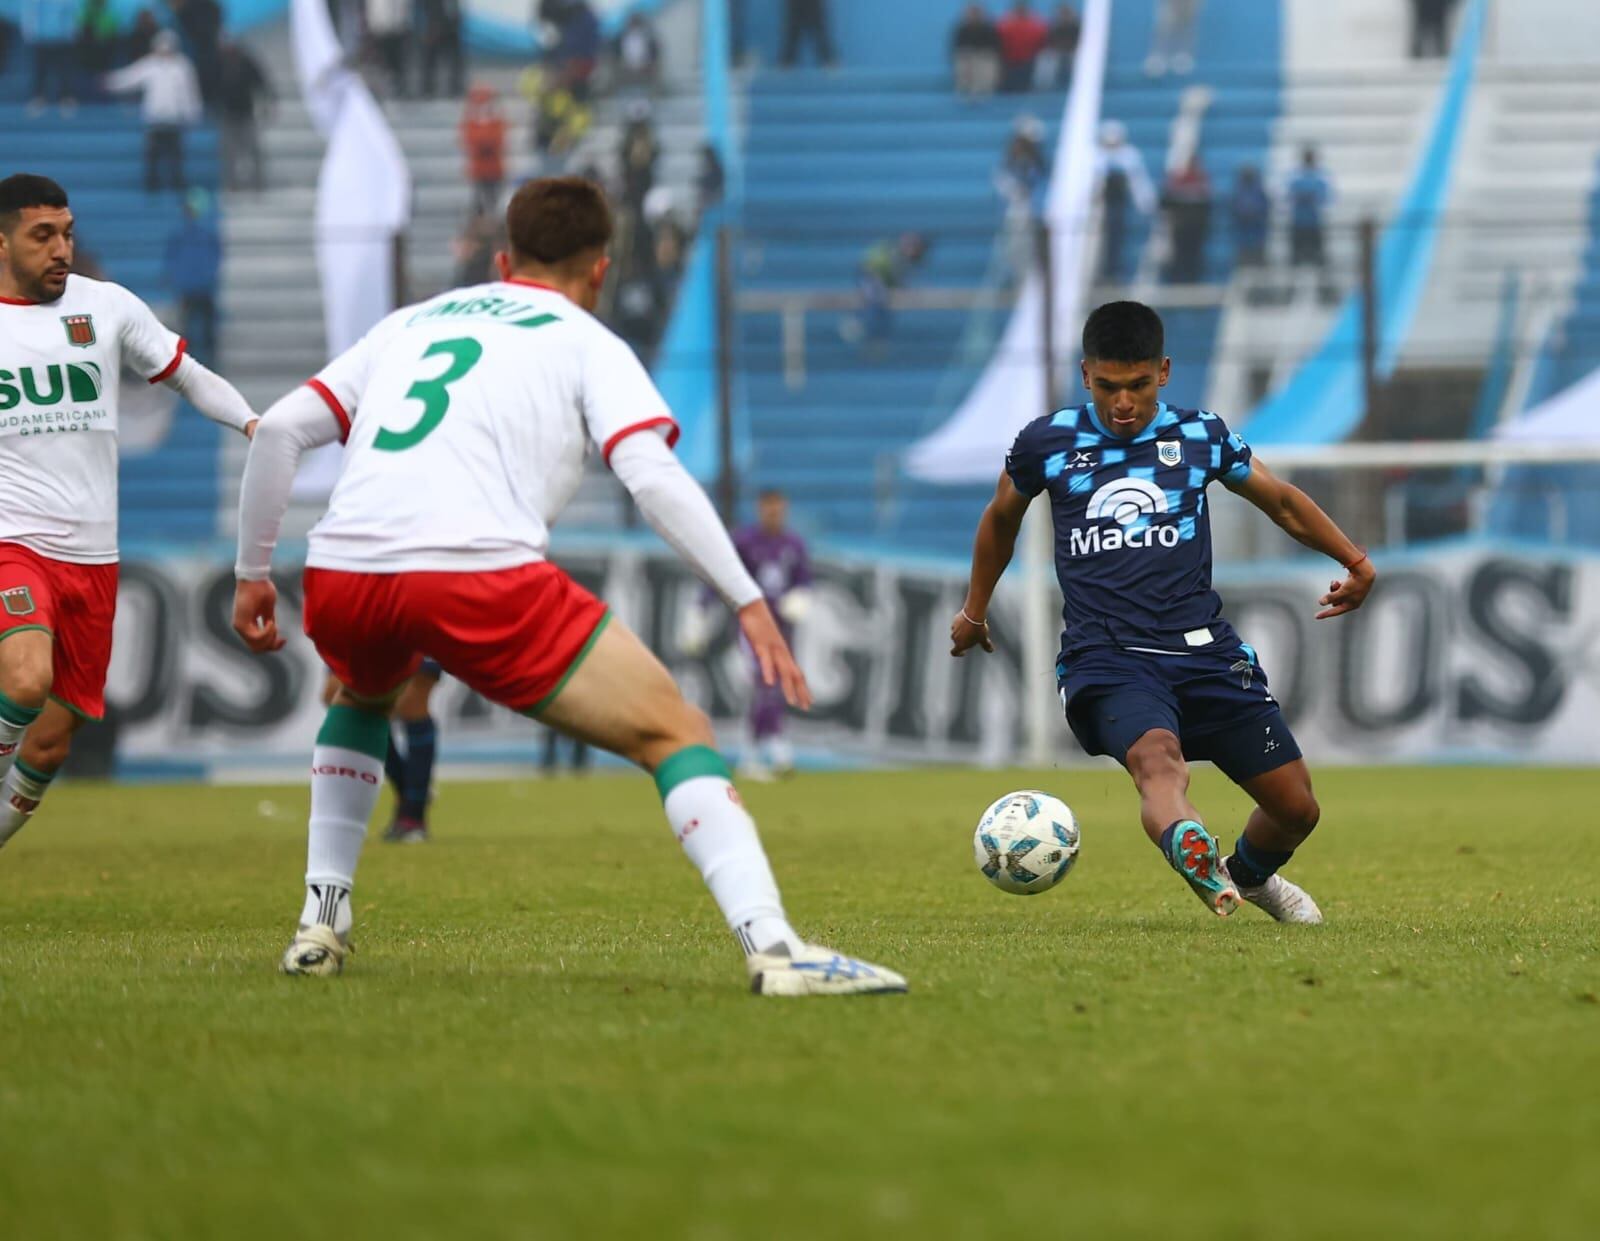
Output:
[232,177,905,996]
[0,174,258,850]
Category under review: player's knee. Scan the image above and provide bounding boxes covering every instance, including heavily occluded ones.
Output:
[0,660,52,708]
[1126,729,1187,789]
[22,723,72,772]
[1282,789,1321,839]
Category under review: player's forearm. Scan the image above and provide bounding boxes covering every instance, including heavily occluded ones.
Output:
[234,386,341,580]
[963,504,1020,619]
[609,434,762,611]
[1272,484,1364,565]
[165,355,257,434]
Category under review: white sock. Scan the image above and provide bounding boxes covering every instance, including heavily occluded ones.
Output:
[299,881,354,938]
[0,759,53,849]
[300,735,385,921]
[659,752,802,956]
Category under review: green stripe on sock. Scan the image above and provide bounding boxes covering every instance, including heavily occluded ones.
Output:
[0,689,41,728]
[653,745,732,800]
[15,758,55,786]
[316,704,391,760]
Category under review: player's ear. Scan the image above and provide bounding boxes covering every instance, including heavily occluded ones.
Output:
[1157,357,1171,387]
[493,250,511,281]
[1080,360,1091,391]
[590,255,611,290]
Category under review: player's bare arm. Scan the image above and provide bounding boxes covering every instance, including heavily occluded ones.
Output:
[951,470,1033,656]
[1225,457,1376,619]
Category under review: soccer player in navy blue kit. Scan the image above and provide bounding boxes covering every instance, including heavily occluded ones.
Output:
[951,302,1377,920]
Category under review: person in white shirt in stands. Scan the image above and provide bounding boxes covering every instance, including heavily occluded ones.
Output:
[233,177,906,996]
[0,174,259,853]
[104,30,203,194]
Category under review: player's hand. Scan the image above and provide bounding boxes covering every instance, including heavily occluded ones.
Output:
[1316,557,1376,620]
[244,418,259,440]
[950,608,994,657]
[738,599,812,710]
[233,578,286,652]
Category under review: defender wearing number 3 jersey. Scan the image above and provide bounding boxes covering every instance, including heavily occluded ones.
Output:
[233,178,904,995]
[952,302,1377,922]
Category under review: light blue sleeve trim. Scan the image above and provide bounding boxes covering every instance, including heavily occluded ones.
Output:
[1223,459,1253,484]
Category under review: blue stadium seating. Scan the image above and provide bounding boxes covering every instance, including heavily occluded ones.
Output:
[734,1,1281,552]
[1540,155,1600,399]
[3,38,227,543]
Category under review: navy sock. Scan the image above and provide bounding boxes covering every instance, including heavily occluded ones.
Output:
[1229,833,1294,888]
[383,729,406,791]
[398,716,437,820]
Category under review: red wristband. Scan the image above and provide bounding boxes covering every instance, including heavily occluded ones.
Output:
[1344,551,1369,572]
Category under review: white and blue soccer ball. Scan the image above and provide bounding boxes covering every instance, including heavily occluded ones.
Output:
[973,790,1081,895]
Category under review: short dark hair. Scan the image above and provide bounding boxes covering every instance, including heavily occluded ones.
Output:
[0,174,69,232]
[1082,301,1164,362]
[505,177,613,268]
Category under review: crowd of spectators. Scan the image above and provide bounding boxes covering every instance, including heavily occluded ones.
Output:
[1086,129,1335,297]
[950,3,1079,99]
[448,5,693,363]
[3,1,275,196]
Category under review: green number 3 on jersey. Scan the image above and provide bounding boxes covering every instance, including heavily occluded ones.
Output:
[374,336,484,452]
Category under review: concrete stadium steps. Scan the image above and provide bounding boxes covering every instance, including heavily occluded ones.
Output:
[1539,156,1600,396]
[212,4,707,535]
[1408,63,1600,371]
[738,237,997,290]
[734,64,1070,540]
[732,0,1284,548]
[1206,0,1442,417]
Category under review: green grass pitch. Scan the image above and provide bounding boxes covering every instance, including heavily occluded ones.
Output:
[2,765,1597,1240]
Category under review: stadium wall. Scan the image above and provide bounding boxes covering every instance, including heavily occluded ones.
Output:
[105,540,1599,781]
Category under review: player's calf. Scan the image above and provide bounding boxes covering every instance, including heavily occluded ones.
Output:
[0,700,77,852]
[1226,761,1323,915]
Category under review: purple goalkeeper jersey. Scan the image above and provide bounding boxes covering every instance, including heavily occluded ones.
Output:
[733,525,812,607]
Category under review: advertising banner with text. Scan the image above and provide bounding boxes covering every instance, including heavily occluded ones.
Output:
[103,542,1598,780]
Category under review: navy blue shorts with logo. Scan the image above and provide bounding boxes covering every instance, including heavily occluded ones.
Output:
[1059,642,1301,785]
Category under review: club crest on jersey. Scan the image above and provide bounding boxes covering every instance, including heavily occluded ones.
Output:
[0,586,35,616]
[1157,440,1183,467]
[61,314,96,348]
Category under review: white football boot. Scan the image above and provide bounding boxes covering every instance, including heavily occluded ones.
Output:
[1221,859,1324,924]
[280,924,352,976]
[747,943,908,996]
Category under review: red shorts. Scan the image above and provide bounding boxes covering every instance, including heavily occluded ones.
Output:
[302,561,609,714]
[0,542,119,720]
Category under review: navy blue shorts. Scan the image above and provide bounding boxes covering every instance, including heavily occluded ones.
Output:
[1059,643,1301,785]
[417,657,443,680]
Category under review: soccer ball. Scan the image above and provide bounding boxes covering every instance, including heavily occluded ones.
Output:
[973,790,1081,895]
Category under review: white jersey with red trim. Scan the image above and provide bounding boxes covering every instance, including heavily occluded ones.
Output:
[0,274,185,563]
[303,279,677,574]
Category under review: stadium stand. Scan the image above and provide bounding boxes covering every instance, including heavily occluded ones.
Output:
[1,23,226,542]
[733,0,1283,550]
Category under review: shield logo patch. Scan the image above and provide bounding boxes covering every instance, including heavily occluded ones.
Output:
[0,586,36,616]
[62,314,96,348]
[1157,440,1183,467]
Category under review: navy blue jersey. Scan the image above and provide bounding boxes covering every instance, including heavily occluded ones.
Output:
[1006,401,1253,657]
